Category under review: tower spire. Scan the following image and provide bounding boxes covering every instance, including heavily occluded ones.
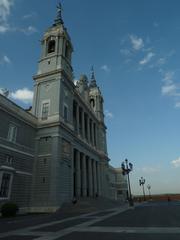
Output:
[89,66,97,88]
[54,2,64,25]
[91,66,95,80]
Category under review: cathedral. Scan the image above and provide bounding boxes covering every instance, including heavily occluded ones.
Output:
[0,4,127,213]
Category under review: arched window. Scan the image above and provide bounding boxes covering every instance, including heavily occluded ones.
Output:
[90,99,95,109]
[65,44,69,58]
[47,40,56,54]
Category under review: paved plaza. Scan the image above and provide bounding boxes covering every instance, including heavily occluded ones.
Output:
[1,201,180,239]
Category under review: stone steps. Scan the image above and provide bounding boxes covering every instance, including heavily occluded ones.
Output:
[59,197,125,214]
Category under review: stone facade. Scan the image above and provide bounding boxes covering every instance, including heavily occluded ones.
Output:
[108,166,128,201]
[0,94,36,212]
[0,6,127,213]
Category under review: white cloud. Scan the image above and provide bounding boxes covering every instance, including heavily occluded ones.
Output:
[0,25,38,35]
[161,70,180,107]
[171,157,180,168]
[139,52,155,65]
[161,84,177,96]
[5,26,39,35]
[163,71,174,84]
[0,1,38,36]
[27,26,38,34]
[175,102,180,108]
[101,65,110,72]
[0,24,9,33]
[0,55,11,65]
[3,55,10,63]
[0,0,13,34]
[148,57,166,70]
[0,88,9,97]
[130,35,144,51]
[105,110,114,119]
[0,0,14,22]
[74,79,78,86]
[161,71,180,97]
[21,26,38,35]
[11,88,33,104]
[156,57,166,66]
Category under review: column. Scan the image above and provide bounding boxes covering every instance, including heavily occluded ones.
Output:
[79,107,82,137]
[94,123,97,147]
[82,154,87,197]
[76,104,79,135]
[97,162,102,196]
[89,119,92,144]
[93,160,97,195]
[88,158,93,196]
[92,121,95,146]
[87,116,90,143]
[76,150,81,197]
[90,119,92,144]
[82,109,85,139]
[84,113,88,141]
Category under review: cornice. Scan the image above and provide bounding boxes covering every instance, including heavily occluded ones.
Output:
[0,95,37,128]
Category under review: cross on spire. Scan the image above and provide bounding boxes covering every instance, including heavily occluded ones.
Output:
[54,2,64,25]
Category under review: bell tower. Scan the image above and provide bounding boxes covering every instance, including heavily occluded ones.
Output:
[31,3,75,211]
[32,3,73,121]
[36,4,73,78]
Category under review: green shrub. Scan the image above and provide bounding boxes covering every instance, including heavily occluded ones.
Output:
[1,202,19,217]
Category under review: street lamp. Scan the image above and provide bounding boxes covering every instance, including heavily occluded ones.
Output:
[147,184,151,200]
[139,177,146,201]
[121,158,133,206]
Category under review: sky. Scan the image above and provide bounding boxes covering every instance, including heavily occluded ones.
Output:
[1,0,180,195]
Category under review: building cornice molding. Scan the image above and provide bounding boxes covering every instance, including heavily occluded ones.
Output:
[0,143,34,157]
[0,95,37,127]
[33,68,73,82]
[35,117,108,160]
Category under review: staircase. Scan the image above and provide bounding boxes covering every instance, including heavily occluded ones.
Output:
[59,197,126,214]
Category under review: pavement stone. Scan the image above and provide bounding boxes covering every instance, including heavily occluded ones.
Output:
[92,203,180,227]
[0,236,39,240]
[0,206,128,240]
[54,232,180,240]
[3,201,180,240]
[32,218,93,232]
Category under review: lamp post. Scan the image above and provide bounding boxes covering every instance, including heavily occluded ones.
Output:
[147,184,151,200]
[121,159,133,206]
[139,177,146,201]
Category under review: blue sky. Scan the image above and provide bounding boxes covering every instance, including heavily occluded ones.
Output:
[1,0,180,195]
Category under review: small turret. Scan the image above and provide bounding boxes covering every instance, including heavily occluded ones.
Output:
[89,67,104,122]
[76,74,89,102]
[89,66,97,88]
